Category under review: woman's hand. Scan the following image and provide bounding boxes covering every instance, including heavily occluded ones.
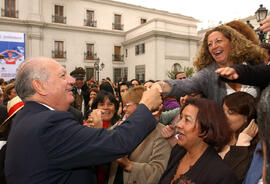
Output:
[88,98,94,107]
[139,88,162,112]
[236,119,258,146]
[117,102,123,117]
[242,119,258,138]
[116,156,132,172]
[152,104,163,121]
[215,67,239,80]
[261,16,270,32]
[151,81,170,95]
[84,109,103,128]
[161,125,175,139]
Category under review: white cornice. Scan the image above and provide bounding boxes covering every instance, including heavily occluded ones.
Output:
[125,18,197,34]
[122,30,201,46]
[165,55,190,61]
[0,18,199,41]
[45,22,125,36]
[0,17,125,36]
[82,0,199,22]
[0,17,27,26]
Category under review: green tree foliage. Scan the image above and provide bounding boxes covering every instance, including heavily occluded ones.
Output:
[183,66,195,78]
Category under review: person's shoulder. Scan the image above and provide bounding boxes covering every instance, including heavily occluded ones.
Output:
[44,110,75,122]
[23,102,75,122]
[199,147,239,183]
[204,147,237,176]
[150,123,167,140]
[156,123,165,129]
[144,123,164,139]
[192,63,218,79]
[201,63,218,72]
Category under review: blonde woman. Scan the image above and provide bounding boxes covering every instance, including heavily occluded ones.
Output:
[108,86,171,184]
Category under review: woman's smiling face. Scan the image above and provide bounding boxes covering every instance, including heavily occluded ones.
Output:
[97,97,116,121]
[207,31,232,67]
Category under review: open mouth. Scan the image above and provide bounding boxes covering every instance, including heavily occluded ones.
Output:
[177,132,185,139]
[214,50,223,56]
[101,111,111,115]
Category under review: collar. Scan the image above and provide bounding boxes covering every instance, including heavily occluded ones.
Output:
[38,102,55,110]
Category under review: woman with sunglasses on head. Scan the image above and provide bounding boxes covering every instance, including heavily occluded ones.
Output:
[108,86,171,184]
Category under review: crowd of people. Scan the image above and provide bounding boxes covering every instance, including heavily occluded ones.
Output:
[0,16,269,184]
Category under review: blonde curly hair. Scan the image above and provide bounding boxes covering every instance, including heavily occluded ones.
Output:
[194,25,268,71]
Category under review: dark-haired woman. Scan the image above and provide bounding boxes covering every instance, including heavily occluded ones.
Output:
[221,92,258,181]
[159,98,238,184]
[84,87,99,119]
[99,81,116,97]
[86,91,120,184]
[90,90,119,128]
[117,82,130,119]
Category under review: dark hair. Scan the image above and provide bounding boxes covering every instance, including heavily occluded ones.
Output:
[4,83,15,98]
[223,92,257,137]
[181,98,232,151]
[130,79,141,85]
[99,81,115,96]
[257,85,270,183]
[117,82,131,117]
[174,72,186,79]
[260,43,270,54]
[90,87,99,94]
[143,80,155,85]
[91,91,119,125]
[117,82,130,99]
[0,78,4,85]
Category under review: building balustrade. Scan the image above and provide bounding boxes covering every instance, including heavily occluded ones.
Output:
[52,50,66,59]
[112,23,124,30]
[84,19,97,27]
[52,15,66,24]
[1,8,18,18]
[112,54,124,61]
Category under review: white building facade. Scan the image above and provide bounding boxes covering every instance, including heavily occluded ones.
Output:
[0,0,200,82]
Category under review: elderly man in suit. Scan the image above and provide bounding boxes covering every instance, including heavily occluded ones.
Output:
[5,57,162,184]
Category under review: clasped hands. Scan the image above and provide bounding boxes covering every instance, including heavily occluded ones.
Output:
[84,109,103,129]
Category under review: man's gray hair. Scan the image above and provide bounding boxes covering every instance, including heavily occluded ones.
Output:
[15,57,50,100]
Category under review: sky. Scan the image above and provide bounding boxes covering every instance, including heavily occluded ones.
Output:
[113,0,270,30]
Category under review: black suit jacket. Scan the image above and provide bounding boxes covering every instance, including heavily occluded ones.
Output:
[0,104,8,125]
[68,106,84,124]
[5,101,156,184]
[159,145,239,184]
